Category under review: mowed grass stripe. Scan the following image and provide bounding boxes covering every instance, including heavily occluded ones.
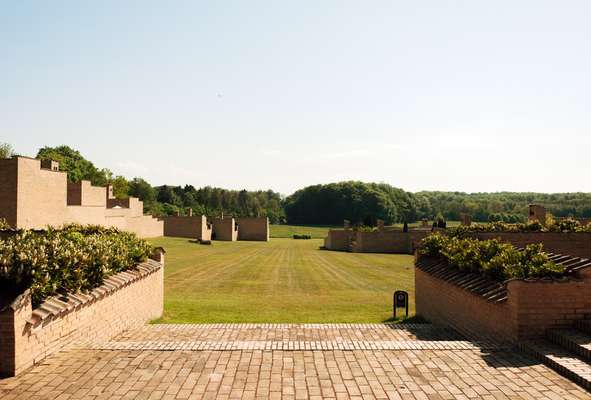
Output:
[150,237,415,323]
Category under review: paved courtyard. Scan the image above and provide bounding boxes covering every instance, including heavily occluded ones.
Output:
[1,324,590,400]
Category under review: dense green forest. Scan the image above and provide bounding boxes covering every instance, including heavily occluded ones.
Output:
[285,185,591,225]
[283,182,417,225]
[35,146,285,223]
[3,144,589,226]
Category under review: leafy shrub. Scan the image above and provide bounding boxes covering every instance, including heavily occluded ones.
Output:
[355,226,377,232]
[0,225,153,306]
[293,234,312,240]
[450,219,591,235]
[419,233,564,281]
[0,218,10,230]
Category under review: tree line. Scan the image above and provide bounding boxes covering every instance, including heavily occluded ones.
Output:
[34,146,285,222]
[285,184,591,225]
[3,144,590,226]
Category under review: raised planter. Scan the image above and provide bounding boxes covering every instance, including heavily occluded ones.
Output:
[0,249,165,377]
[466,232,591,260]
[415,252,591,342]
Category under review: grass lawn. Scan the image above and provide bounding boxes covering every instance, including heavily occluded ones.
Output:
[149,237,415,323]
[269,224,334,239]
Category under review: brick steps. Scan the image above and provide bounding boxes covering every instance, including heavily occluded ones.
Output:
[547,328,591,362]
[520,339,591,391]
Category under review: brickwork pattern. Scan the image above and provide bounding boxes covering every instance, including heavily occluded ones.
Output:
[416,259,591,341]
[1,324,589,399]
[0,260,164,377]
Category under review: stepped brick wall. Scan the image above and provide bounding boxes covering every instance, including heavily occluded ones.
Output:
[0,157,163,238]
[415,254,591,342]
[0,252,164,377]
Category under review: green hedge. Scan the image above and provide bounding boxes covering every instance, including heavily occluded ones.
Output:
[293,234,312,240]
[451,219,591,235]
[0,225,153,306]
[420,233,565,281]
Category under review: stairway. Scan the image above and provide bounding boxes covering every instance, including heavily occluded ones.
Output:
[521,316,591,391]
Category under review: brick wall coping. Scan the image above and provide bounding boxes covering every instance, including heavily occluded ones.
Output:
[5,259,162,328]
[416,257,508,302]
[416,252,591,303]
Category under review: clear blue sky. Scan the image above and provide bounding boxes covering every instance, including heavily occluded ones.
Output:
[2,1,590,195]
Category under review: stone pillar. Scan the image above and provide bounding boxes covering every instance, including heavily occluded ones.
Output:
[459,213,472,226]
[40,159,59,171]
[377,219,385,232]
[529,205,547,225]
[150,247,166,265]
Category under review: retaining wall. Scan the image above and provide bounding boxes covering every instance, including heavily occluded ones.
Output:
[0,251,164,377]
[415,257,591,341]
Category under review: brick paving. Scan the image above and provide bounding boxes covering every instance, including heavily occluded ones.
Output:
[1,324,590,399]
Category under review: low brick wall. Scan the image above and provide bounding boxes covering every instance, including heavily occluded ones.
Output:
[325,229,429,254]
[162,215,211,240]
[212,218,238,241]
[416,256,591,342]
[0,253,164,377]
[353,231,413,253]
[416,268,513,340]
[324,229,352,251]
[236,217,269,241]
[468,232,591,259]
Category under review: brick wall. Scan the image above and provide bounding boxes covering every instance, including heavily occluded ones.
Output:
[0,255,164,377]
[324,229,429,254]
[0,157,163,238]
[508,271,591,338]
[67,181,106,207]
[324,229,352,251]
[0,158,18,227]
[415,268,513,340]
[353,231,413,253]
[469,232,591,259]
[212,218,237,241]
[415,259,591,341]
[124,216,164,238]
[236,217,269,241]
[163,215,211,240]
[16,157,70,229]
